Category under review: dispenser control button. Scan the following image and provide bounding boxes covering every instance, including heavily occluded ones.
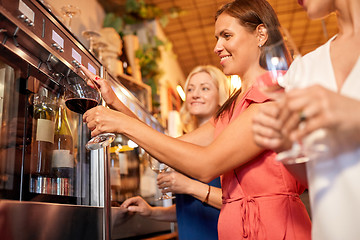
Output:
[72,60,80,68]
[51,43,64,53]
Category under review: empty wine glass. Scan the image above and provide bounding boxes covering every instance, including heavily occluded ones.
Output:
[63,73,115,150]
[93,41,109,63]
[148,157,175,201]
[61,5,81,31]
[82,30,101,53]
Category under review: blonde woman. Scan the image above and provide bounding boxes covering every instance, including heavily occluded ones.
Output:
[180,65,230,133]
[121,65,230,240]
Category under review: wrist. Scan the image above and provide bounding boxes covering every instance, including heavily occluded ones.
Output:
[202,185,211,204]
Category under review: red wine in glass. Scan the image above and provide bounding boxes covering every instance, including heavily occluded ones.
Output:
[63,74,115,150]
[65,98,99,114]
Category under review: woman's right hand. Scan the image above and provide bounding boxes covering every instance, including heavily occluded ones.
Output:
[79,65,119,107]
[80,65,139,119]
[120,196,153,217]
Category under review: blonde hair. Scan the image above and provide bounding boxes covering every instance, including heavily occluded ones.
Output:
[179,65,230,132]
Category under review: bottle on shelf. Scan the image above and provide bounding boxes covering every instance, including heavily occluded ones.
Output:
[119,44,130,76]
[30,88,56,194]
[51,97,75,196]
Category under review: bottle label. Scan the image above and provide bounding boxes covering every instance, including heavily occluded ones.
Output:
[36,119,55,143]
[52,149,74,168]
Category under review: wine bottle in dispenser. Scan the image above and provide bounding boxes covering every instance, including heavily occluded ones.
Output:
[30,89,56,194]
[51,98,75,196]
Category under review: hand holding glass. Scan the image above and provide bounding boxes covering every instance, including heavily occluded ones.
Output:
[256,27,329,164]
[148,157,175,201]
[64,72,115,150]
[256,27,308,164]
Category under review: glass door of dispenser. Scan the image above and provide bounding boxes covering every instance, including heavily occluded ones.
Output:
[0,57,92,205]
[0,61,26,200]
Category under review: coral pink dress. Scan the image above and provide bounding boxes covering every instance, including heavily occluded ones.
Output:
[213,86,311,240]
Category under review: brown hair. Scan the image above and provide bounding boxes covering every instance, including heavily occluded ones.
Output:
[214,0,282,119]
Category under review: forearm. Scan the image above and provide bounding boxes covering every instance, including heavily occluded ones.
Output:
[150,205,177,222]
[122,117,220,181]
[187,180,222,209]
[108,98,139,120]
[120,105,264,182]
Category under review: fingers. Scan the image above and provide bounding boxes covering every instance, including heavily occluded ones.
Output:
[253,131,284,150]
[80,64,96,79]
[291,115,326,140]
[80,65,104,89]
[252,115,282,138]
[157,173,171,189]
[252,101,287,151]
[82,106,107,137]
[121,196,142,208]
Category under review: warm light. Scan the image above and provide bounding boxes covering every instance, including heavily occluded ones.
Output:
[230,75,241,92]
[176,85,186,101]
[128,140,138,148]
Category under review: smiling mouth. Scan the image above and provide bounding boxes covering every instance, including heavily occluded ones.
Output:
[220,55,231,65]
[191,102,204,105]
[221,56,231,61]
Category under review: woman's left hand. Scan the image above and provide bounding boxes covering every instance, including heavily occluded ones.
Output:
[157,171,193,195]
[83,105,123,137]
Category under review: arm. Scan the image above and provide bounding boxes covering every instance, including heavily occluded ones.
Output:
[157,171,222,209]
[83,103,265,182]
[80,64,214,147]
[120,196,177,222]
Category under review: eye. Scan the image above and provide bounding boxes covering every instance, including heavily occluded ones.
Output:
[202,87,210,91]
[224,33,231,40]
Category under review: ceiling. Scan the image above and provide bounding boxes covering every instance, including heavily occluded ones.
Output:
[99,0,339,78]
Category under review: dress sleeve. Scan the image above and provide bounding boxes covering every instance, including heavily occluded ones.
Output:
[245,86,272,105]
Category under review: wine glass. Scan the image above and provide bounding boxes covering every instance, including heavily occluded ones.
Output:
[256,27,308,164]
[93,41,109,63]
[63,73,115,150]
[148,157,175,201]
[82,30,101,53]
[61,5,81,31]
[256,27,329,164]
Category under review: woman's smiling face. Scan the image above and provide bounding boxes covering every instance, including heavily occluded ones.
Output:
[185,72,219,120]
[214,13,260,77]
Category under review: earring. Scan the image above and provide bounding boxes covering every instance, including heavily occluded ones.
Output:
[258,44,262,48]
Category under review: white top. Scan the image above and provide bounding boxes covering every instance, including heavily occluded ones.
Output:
[287,36,360,240]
